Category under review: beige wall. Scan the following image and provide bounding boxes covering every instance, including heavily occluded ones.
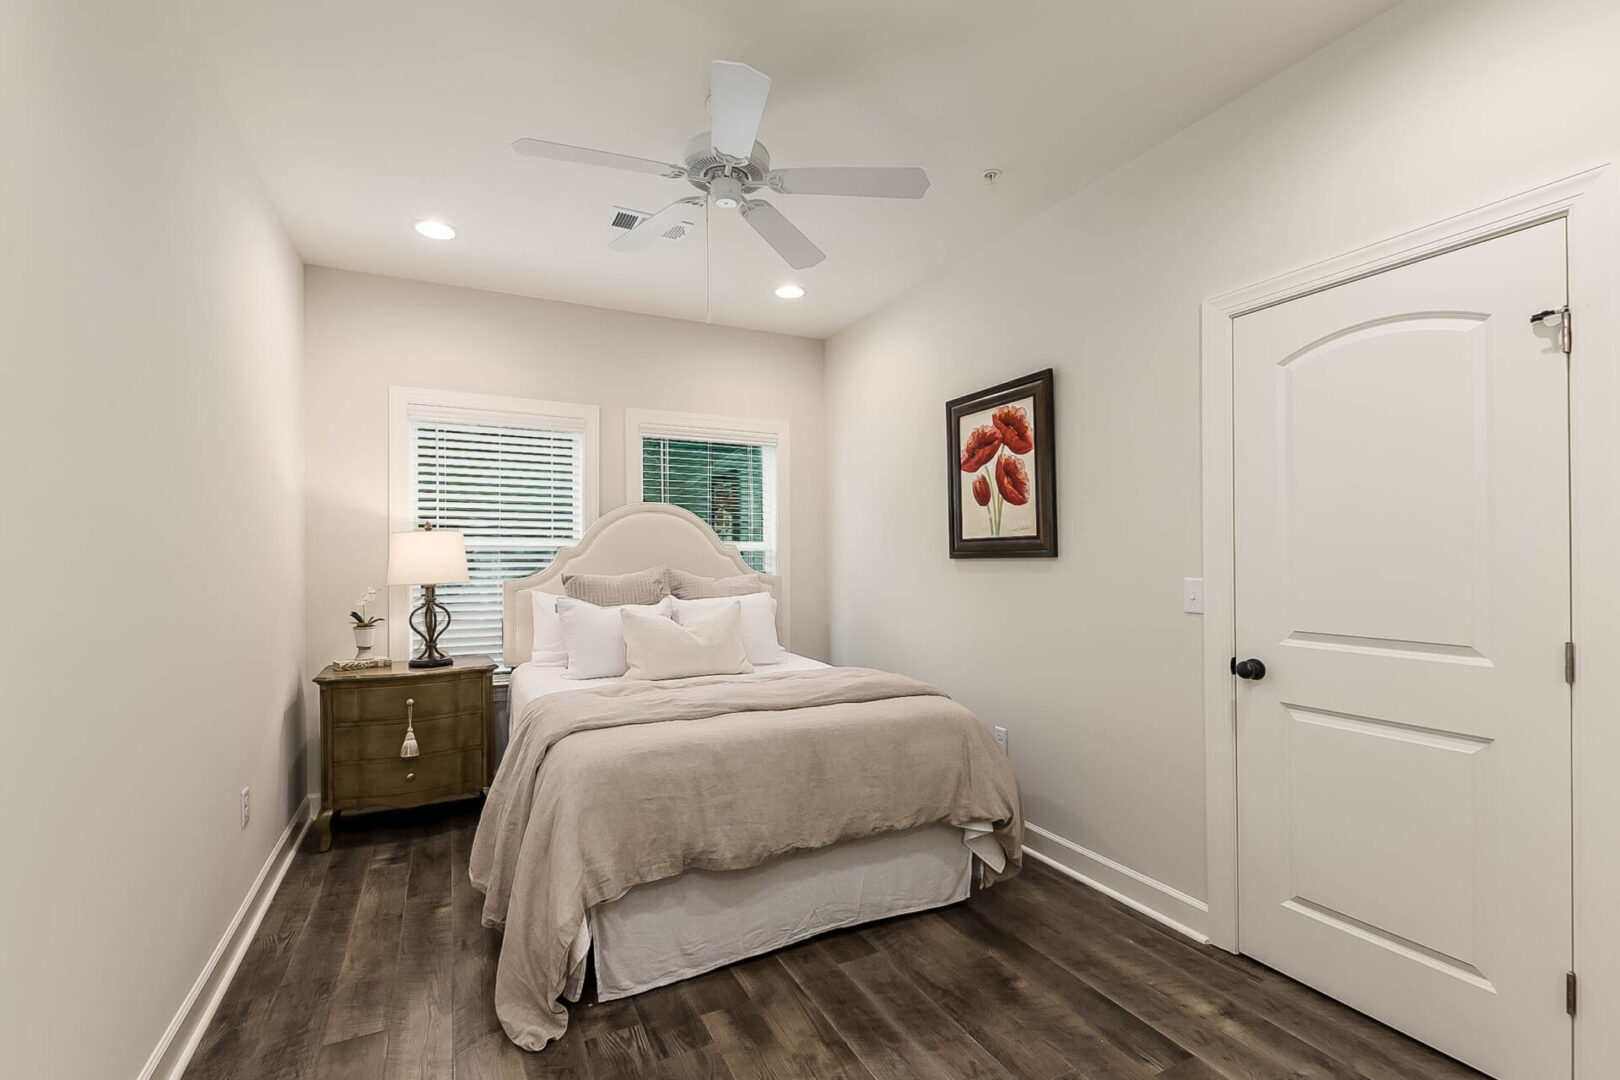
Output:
[0,4,306,1078]
[302,267,827,746]
[826,0,1620,925]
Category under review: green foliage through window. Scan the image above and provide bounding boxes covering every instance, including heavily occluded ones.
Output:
[642,437,775,572]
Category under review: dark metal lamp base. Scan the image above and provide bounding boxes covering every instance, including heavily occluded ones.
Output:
[408,584,456,670]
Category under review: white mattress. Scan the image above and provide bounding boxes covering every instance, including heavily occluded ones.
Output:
[507,651,830,724]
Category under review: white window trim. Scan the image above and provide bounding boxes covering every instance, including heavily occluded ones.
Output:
[625,407,790,638]
[388,386,600,661]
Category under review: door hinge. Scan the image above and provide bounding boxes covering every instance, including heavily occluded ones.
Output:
[1567,971,1578,1016]
[1531,305,1572,355]
[1566,641,1576,685]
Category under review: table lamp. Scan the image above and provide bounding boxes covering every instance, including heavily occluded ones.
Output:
[387,523,469,668]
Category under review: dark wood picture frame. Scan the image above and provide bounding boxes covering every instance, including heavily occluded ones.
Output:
[946,368,1057,558]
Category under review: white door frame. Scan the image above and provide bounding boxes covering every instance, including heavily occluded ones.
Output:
[1199,163,1620,1076]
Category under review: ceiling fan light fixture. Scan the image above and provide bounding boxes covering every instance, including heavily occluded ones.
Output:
[709,175,745,210]
[774,284,805,300]
[413,219,457,240]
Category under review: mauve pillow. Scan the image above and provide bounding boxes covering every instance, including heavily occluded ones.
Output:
[562,565,670,606]
[668,567,767,599]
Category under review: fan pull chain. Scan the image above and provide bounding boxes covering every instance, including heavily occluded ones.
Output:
[704,198,712,325]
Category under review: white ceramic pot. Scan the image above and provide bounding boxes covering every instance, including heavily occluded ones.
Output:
[353,625,377,651]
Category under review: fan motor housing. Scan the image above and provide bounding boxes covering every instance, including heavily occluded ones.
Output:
[683,131,770,192]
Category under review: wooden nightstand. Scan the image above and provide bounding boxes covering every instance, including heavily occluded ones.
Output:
[312,655,496,851]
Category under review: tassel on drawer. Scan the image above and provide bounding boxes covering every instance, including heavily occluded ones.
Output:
[401,697,420,759]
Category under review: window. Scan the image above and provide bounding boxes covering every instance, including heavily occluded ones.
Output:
[390,388,599,667]
[626,409,788,577]
[641,438,775,571]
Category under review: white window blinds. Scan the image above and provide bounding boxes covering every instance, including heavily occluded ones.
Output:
[641,435,778,572]
[409,409,585,665]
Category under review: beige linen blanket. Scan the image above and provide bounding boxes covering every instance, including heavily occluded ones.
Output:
[468,666,1022,1049]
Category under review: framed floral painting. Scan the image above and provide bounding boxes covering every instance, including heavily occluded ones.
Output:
[946,368,1057,558]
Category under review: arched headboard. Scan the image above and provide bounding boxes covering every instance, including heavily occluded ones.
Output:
[503,502,786,666]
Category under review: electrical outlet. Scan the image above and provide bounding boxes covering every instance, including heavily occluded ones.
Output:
[993,726,1009,754]
[240,787,251,829]
[1183,577,1204,614]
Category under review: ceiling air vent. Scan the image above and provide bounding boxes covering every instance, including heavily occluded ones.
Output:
[610,206,692,241]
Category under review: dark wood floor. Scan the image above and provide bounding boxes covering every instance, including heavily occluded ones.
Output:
[184,804,1485,1079]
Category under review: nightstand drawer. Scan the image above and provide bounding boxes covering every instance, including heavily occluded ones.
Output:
[331,748,482,800]
[329,711,482,763]
[327,677,483,724]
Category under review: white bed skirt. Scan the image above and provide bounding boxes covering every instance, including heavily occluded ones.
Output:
[564,824,980,1002]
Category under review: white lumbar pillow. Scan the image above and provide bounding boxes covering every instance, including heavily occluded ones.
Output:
[530,590,568,666]
[623,600,753,681]
[671,593,784,665]
[557,596,673,680]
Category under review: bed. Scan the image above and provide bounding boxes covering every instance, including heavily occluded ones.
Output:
[472,503,1022,1050]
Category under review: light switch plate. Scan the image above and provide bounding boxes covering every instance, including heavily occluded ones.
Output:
[1183,577,1204,614]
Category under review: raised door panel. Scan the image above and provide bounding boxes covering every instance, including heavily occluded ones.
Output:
[1284,705,1492,981]
[1281,316,1489,656]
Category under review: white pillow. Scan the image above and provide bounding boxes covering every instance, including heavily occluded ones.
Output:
[557,596,673,680]
[672,593,784,665]
[529,590,567,666]
[623,601,752,680]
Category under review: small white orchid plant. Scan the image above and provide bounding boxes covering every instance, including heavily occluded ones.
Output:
[349,586,384,628]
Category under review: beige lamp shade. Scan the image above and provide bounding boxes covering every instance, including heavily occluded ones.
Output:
[387,528,470,586]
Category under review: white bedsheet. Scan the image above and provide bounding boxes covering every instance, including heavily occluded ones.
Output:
[507,651,830,726]
[583,824,973,1001]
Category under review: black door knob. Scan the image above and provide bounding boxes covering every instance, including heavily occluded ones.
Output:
[1230,657,1267,681]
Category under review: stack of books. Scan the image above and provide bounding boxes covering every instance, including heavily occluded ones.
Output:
[331,655,393,671]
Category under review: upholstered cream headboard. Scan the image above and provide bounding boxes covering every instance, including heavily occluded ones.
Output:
[503,502,786,666]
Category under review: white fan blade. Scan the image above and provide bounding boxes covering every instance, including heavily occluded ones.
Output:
[740,200,825,269]
[767,166,930,199]
[710,61,770,161]
[512,138,684,178]
[609,198,703,252]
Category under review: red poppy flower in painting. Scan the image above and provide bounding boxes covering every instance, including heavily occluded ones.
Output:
[972,474,991,506]
[992,405,1034,455]
[996,452,1031,505]
[959,425,1003,472]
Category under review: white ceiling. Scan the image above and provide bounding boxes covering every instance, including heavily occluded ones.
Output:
[185,0,1398,339]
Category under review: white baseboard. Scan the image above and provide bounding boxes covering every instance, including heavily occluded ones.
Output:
[139,796,315,1080]
[1022,822,1211,945]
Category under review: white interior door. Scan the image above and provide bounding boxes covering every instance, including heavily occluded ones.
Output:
[1232,219,1572,1080]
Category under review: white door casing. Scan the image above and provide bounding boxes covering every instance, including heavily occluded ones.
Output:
[1231,220,1570,1079]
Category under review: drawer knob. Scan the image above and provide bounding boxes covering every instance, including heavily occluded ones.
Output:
[405,772,416,782]
[401,698,420,759]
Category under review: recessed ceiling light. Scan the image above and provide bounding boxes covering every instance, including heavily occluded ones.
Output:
[414,219,457,240]
[774,284,805,300]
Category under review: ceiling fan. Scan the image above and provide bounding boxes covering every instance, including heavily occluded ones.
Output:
[512,60,930,272]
